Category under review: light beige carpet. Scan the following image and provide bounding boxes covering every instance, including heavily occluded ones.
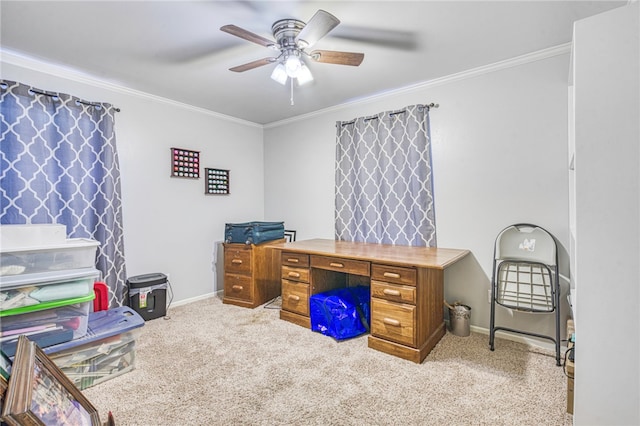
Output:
[83,296,573,425]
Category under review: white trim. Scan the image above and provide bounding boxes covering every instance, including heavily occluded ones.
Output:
[0,48,262,129]
[264,42,572,129]
[167,291,220,309]
[1,42,571,130]
[469,324,568,353]
[442,320,567,353]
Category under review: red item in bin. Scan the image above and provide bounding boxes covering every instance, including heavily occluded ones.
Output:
[62,317,81,330]
[93,282,109,312]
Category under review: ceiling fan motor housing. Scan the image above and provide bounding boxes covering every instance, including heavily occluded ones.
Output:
[272,19,306,49]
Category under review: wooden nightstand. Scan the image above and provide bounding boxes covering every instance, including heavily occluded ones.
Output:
[223,240,283,308]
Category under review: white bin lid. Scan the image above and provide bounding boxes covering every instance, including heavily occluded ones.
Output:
[0,238,100,253]
[0,268,101,290]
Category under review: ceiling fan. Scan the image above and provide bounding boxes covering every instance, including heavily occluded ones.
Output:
[220,9,364,88]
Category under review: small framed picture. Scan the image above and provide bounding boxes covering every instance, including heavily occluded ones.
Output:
[284,230,297,243]
[2,335,102,426]
[0,349,11,410]
[170,147,200,179]
[204,168,230,195]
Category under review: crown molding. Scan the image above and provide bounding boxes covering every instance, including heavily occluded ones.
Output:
[264,42,572,129]
[0,48,262,129]
[1,43,571,130]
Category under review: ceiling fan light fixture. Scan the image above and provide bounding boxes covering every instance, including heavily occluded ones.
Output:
[284,54,302,77]
[270,63,288,85]
[296,63,314,85]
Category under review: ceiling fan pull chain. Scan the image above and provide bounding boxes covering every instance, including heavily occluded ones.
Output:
[290,78,295,106]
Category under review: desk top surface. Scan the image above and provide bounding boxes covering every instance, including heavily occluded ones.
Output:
[266,238,469,270]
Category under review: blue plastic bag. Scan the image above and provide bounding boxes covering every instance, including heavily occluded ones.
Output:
[309,286,370,340]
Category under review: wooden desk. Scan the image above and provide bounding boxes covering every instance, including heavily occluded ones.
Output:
[267,239,470,363]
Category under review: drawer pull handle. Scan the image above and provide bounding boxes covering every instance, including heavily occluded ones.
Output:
[383,272,400,279]
[232,285,243,292]
[288,295,300,302]
[383,289,401,297]
[287,258,299,263]
[288,272,301,278]
[329,262,344,268]
[383,318,401,327]
[231,259,243,264]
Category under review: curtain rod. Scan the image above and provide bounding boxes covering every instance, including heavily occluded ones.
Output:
[340,102,439,126]
[27,87,121,112]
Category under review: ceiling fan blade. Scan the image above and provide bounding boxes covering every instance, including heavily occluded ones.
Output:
[295,9,340,48]
[229,57,277,72]
[310,50,364,66]
[220,24,276,49]
[331,25,418,51]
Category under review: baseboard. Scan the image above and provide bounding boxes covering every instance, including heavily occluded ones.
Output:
[466,323,568,353]
[168,291,221,309]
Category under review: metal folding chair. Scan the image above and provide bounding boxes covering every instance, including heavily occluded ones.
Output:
[489,223,561,365]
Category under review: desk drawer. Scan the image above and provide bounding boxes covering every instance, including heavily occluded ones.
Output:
[282,280,309,316]
[282,252,310,267]
[371,298,416,347]
[281,265,310,283]
[371,280,416,304]
[311,255,370,276]
[371,264,416,286]
[224,274,253,302]
[224,246,252,275]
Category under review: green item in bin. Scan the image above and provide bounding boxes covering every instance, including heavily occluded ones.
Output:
[0,293,95,317]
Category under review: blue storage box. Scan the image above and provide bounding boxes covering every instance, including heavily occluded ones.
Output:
[44,306,145,390]
[309,286,370,340]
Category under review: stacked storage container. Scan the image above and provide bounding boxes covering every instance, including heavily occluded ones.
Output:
[0,225,99,356]
[44,306,144,390]
[1,224,146,389]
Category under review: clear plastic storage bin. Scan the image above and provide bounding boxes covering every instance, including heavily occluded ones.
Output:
[46,306,145,390]
[0,268,100,311]
[0,238,100,276]
[0,293,95,356]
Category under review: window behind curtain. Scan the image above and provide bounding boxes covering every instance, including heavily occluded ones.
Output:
[335,104,437,247]
[0,80,127,307]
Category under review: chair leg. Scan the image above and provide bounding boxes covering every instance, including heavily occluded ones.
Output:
[489,281,496,351]
[555,278,561,366]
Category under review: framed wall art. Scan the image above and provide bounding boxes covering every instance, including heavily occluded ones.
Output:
[2,335,102,426]
[170,147,200,179]
[205,168,230,195]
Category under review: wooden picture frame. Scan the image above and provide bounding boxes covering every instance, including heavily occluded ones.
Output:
[170,147,200,179]
[2,335,102,426]
[204,167,230,195]
[0,349,10,411]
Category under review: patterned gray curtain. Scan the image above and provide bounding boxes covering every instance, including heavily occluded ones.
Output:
[335,104,437,246]
[0,80,127,307]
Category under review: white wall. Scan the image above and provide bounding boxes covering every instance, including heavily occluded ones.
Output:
[1,46,575,342]
[264,52,572,342]
[573,4,640,424]
[1,57,265,304]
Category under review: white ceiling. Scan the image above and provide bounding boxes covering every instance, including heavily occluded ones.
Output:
[0,1,626,125]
